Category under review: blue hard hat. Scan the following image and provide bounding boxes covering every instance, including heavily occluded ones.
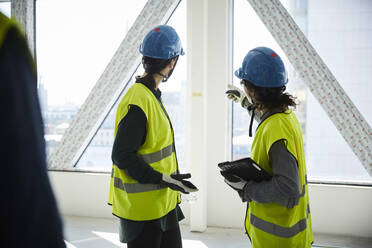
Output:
[139,25,185,60]
[235,47,288,87]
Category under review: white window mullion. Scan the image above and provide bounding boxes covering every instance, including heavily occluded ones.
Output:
[11,0,35,58]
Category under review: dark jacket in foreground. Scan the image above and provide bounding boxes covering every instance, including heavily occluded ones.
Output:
[0,23,65,247]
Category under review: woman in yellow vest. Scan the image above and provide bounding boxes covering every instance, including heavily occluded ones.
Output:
[108,25,197,248]
[225,47,313,248]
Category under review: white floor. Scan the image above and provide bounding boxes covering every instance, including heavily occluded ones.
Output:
[63,216,372,248]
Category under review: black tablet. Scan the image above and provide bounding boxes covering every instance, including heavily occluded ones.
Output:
[218,157,271,182]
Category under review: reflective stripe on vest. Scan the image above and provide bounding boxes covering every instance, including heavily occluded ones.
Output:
[251,204,311,238]
[111,167,169,194]
[113,177,167,193]
[251,176,309,237]
[110,143,175,193]
[140,143,174,164]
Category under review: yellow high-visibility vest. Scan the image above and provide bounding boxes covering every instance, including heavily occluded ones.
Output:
[246,110,313,248]
[108,83,179,221]
[0,12,36,74]
[0,12,16,49]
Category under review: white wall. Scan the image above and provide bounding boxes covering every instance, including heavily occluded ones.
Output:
[49,171,190,223]
[49,171,372,238]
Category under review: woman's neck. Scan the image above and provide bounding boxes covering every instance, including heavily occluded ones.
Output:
[141,72,163,90]
[153,73,164,90]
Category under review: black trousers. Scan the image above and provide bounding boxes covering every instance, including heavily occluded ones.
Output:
[127,222,182,248]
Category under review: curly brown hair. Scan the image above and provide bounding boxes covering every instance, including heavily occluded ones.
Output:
[241,79,297,112]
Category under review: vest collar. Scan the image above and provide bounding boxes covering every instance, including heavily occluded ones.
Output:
[135,81,162,99]
[257,108,288,130]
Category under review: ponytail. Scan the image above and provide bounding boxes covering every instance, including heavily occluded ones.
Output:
[136,56,175,90]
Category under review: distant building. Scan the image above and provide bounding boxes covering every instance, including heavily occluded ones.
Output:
[38,80,48,118]
[90,128,115,147]
[44,104,78,126]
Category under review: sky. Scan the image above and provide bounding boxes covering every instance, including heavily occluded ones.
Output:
[36,0,186,107]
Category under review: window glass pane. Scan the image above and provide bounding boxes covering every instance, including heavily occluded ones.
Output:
[36,0,147,157]
[0,2,11,17]
[233,0,372,184]
[303,0,372,183]
[233,0,305,160]
[76,0,187,172]
[162,0,187,173]
[76,75,139,172]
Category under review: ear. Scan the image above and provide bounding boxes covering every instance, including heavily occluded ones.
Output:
[169,58,176,69]
[243,86,251,98]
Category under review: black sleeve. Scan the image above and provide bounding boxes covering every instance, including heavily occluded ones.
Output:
[111,105,162,184]
[0,27,65,247]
